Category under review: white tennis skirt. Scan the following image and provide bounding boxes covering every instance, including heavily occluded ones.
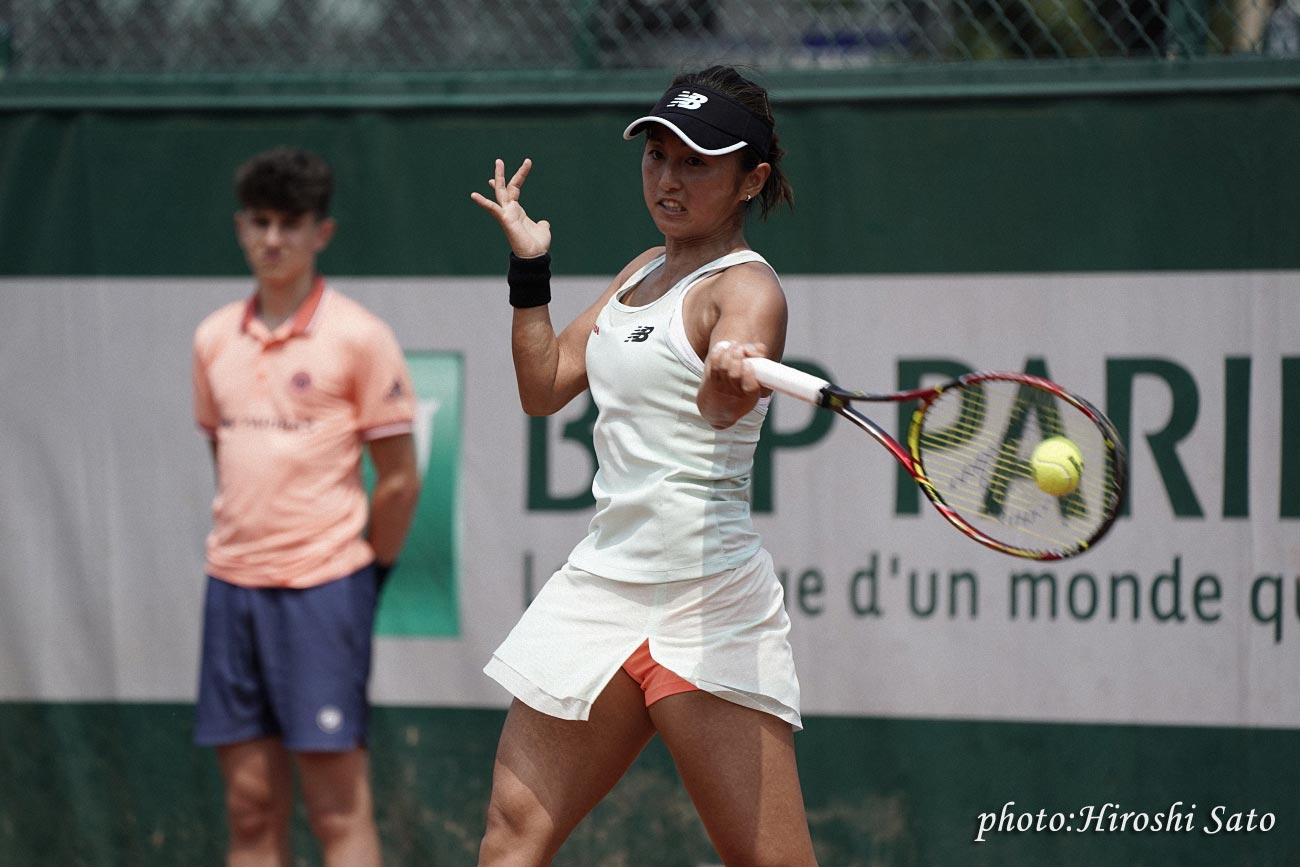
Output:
[484,548,802,730]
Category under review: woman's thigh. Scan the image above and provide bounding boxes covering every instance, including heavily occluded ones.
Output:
[479,670,656,866]
[651,691,818,867]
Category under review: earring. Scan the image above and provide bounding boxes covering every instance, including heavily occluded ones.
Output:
[745,194,752,201]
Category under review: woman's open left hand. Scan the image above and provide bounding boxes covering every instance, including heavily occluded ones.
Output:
[470,158,552,259]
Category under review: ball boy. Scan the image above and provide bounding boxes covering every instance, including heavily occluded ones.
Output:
[192,147,419,866]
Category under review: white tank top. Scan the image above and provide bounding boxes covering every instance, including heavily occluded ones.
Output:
[567,250,775,583]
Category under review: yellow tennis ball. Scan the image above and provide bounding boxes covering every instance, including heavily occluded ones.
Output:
[1031,436,1083,496]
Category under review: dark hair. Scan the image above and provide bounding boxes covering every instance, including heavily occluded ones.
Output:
[669,66,794,220]
[234,147,333,217]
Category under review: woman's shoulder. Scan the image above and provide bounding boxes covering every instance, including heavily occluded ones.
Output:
[697,256,786,325]
[712,254,783,295]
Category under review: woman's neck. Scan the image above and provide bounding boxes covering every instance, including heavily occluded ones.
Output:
[660,224,748,279]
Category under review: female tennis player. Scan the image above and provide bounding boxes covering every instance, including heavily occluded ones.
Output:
[470,65,816,866]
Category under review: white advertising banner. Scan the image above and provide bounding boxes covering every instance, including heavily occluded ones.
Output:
[1,271,1296,730]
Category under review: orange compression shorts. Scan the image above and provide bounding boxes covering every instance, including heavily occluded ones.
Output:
[621,640,701,707]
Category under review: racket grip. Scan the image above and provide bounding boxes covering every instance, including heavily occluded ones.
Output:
[746,357,831,405]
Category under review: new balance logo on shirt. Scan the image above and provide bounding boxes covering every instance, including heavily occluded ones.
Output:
[625,326,655,343]
[667,91,709,110]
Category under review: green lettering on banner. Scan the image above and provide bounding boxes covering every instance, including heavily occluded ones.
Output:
[1223,356,1251,518]
[365,352,462,637]
[1282,357,1300,518]
[1106,358,1203,518]
[1010,570,1058,620]
[753,358,836,513]
[528,396,598,511]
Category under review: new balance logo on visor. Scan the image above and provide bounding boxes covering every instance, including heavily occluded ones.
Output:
[666,91,709,110]
[625,326,655,343]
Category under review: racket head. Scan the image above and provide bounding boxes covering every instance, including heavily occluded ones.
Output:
[905,372,1127,560]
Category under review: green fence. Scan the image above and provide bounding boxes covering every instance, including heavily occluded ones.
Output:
[2,0,1298,81]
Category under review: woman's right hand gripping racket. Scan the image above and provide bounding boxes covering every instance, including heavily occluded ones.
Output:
[747,358,1127,561]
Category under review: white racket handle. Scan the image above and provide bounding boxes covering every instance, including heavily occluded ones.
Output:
[746,357,830,405]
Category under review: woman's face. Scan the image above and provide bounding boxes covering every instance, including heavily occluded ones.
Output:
[641,128,756,240]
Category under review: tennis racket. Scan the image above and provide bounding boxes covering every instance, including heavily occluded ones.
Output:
[748,358,1126,560]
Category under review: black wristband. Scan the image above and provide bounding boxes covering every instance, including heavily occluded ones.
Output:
[508,253,552,308]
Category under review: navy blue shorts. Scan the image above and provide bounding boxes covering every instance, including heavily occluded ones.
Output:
[194,563,380,752]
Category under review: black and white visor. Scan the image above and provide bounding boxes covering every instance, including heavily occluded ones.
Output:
[623,85,773,162]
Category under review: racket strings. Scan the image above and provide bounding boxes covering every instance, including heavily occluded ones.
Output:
[920,427,1118,513]
[914,381,1122,553]
[921,441,1109,517]
[923,446,1118,548]
[924,471,1114,549]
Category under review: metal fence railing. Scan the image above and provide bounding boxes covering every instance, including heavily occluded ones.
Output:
[1,0,1297,81]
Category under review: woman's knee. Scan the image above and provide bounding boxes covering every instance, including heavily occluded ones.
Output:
[479,777,560,859]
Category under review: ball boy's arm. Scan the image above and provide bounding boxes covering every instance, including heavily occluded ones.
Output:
[365,433,420,568]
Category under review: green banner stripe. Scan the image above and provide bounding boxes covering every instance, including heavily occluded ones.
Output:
[2,91,1298,277]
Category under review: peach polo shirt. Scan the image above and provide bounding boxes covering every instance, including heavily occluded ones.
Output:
[192,278,415,588]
